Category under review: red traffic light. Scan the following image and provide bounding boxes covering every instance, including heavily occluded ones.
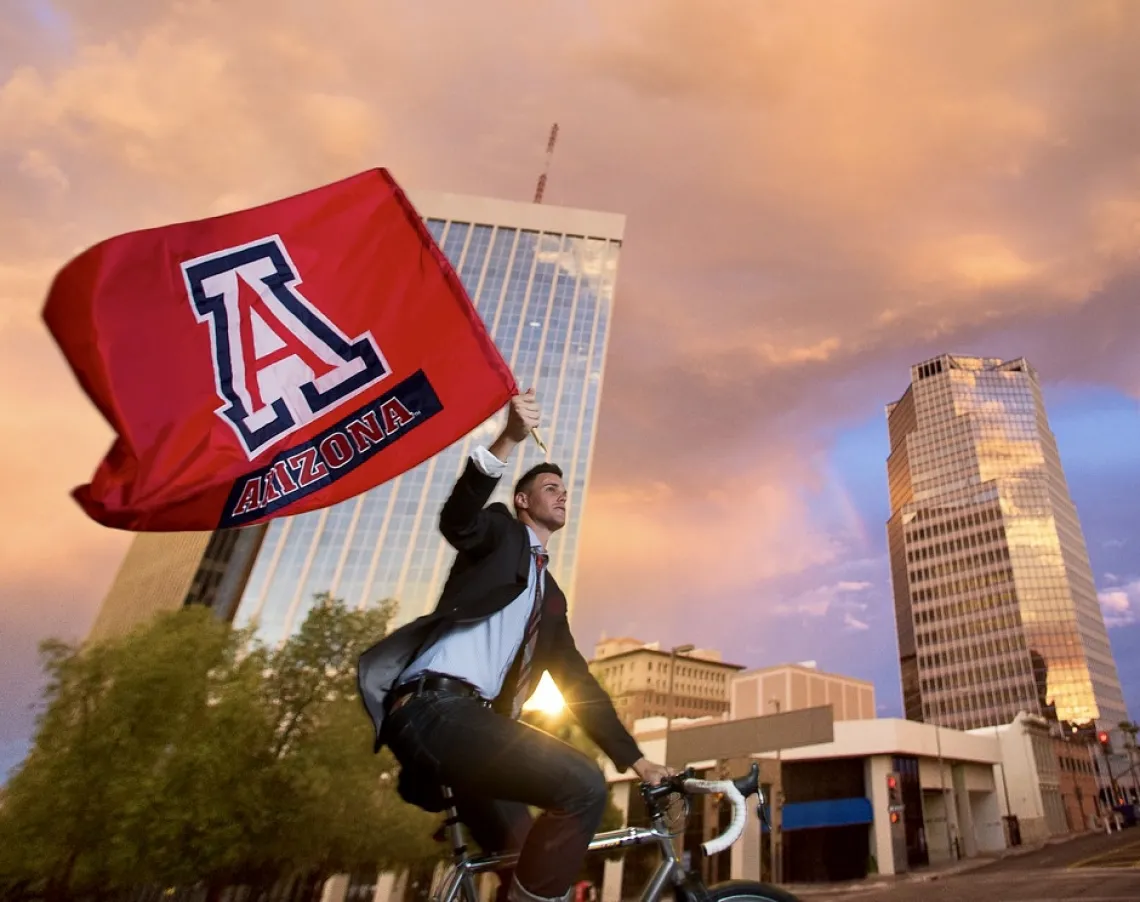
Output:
[887,776,898,790]
[1098,731,1109,744]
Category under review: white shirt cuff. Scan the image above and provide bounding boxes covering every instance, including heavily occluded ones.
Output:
[471,445,508,478]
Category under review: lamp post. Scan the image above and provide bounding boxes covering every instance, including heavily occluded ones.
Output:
[993,722,1015,845]
[770,699,782,884]
[664,644,695,761]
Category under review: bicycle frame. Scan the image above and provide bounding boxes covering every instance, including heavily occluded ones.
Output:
[433,817,682,902]
[431,777,768,902]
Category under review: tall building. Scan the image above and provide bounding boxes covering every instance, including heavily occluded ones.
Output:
[232,191,625,643]
[886,354,1128,735]
[86,527,264,642]
[589,637,744,728]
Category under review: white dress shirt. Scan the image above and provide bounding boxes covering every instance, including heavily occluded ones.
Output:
[399,446,546,700]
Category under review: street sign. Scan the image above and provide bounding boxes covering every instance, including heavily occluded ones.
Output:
[664,705,835,767]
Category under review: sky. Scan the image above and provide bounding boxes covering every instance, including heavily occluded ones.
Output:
[2,0,1139,779]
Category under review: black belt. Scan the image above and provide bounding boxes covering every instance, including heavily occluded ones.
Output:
[387,674,489,715]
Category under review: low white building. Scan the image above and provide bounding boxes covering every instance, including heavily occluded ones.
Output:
[357,699,1068,902]
[970,711,1070,843]
[598,714,1010,893]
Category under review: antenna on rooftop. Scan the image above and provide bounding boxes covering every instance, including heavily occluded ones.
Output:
[533,123,559,204]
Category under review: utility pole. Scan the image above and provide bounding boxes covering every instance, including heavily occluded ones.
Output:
[664,643,695,756]
[936,724,955,859]
[993,723,1016,846]
[664,644,695,861]
[770,699,783,884]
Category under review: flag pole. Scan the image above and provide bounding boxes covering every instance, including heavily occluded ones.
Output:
[530,428,548,455]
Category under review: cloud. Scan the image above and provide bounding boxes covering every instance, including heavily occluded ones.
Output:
[1100,579,1140,629]
[770,579,875,623]
[577,458,841,605]
[2,0,1140,741]
[844,612,871,632]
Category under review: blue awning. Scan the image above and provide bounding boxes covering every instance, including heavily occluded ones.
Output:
[762,797,874,832]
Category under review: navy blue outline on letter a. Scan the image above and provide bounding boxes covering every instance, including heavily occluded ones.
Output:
[182,235,391,460]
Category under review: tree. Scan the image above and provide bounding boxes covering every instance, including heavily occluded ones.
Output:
[0,594,444,901]
[256,594,443,885]
[0,607,269,899]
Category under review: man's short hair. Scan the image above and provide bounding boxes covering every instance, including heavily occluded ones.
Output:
[513,462,563,503]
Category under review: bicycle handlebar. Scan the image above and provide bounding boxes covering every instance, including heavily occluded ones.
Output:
[641,762,760,856]
[681,777,749,855]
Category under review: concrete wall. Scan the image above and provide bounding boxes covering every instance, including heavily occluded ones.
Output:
[991,719,1051,844]
[865,755,899,875]
[917,758,1001,864]
[922,789,956,864]
[972,789,1005,853]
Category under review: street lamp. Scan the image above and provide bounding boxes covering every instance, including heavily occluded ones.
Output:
[664,644,695,761]
[770,699,783,883]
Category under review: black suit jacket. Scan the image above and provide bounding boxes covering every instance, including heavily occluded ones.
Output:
[357,457,643,807]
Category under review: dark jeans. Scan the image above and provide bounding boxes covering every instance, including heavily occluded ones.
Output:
[385,689,608,900]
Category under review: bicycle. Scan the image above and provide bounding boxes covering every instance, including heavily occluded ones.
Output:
[428,762,801,902]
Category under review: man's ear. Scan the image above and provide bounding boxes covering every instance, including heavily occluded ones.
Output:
[514,491,528,511]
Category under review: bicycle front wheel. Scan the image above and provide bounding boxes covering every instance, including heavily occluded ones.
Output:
[701,879,803,902]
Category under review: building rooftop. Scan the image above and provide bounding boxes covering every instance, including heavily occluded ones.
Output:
[735,661,874,684]
[591,636,745,669]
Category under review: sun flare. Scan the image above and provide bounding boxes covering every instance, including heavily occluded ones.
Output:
[521,670,565,715]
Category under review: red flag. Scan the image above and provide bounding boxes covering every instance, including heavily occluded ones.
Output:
[43,169,517,531]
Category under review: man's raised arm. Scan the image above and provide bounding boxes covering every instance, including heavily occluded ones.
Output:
[438,389,539,554]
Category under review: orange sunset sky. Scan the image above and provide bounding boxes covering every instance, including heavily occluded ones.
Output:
[2,0,1140,776]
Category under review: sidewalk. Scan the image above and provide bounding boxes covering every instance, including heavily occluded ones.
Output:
[784,832,1085,896]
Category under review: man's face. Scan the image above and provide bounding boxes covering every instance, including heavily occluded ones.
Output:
[517,473,568,531]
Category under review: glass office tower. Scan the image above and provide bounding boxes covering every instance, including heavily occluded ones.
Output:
[231,191,625,643]
[886,355,1128,732]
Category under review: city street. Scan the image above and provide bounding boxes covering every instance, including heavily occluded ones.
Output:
[801,830,1140,901]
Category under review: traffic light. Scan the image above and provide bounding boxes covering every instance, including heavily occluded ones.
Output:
[1098,730,1114,754]
[887,772,904,820]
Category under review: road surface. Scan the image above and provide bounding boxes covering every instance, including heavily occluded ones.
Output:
[798,829,1140,901]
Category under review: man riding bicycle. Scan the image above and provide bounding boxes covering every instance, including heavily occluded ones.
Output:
[358,391,671,902]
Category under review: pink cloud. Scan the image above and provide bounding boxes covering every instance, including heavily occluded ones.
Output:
[3,0,1140,742]
[1099,579,1140,629]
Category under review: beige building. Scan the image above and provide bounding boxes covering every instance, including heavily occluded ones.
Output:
[589,638,744,727]
[86,527,264,643]
[885,355,1128,735]
[731,662,876,721]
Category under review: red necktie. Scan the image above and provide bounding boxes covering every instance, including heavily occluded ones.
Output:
[511,547,549,718]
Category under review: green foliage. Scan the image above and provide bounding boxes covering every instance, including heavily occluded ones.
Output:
[0,595,442,900]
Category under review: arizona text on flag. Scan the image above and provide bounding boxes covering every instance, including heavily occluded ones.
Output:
[43,169,517,531]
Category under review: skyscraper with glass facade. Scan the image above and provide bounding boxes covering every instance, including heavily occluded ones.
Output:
[231,191,624,644]
[886,355,1128,734]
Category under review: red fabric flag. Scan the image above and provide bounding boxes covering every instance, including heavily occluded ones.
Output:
[43,169,517,531]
